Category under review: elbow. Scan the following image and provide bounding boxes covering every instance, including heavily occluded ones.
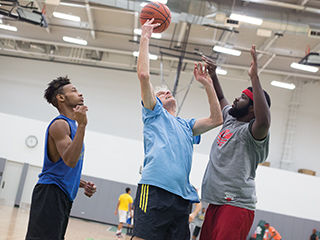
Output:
[210,114,223,127]
[138,72,150,82]
[63,159,77,168]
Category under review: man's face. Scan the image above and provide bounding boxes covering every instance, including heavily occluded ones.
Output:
[229,92,251,118]
[61,84,84,108]
[156,90,176,110]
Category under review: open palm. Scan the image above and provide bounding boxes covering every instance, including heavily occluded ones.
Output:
[194,62,212,86]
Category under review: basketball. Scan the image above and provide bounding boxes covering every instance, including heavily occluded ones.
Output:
[140,2,171,33]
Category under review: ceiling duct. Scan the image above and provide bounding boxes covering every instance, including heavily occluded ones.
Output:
[0,0,47,27]
[308,29,320,38]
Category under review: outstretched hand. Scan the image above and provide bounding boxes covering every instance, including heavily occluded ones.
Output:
[194,62,212,87]
[201,55,217,76]
[248,45,258,79]
[141,18,160,39]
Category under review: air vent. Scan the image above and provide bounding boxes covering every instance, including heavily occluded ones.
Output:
[308,29,320,38]
[225,18,239,28]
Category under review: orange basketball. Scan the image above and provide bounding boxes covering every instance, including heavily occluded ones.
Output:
[140,2,171,33]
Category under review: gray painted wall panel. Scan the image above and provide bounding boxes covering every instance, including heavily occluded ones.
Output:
[70,175,137,225]
[249,209,320,240]
[0,158,6,184]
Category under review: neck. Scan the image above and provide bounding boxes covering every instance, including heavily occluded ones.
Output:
[236,113,254,122]
[167,109,176,117]
[58,105,75,120]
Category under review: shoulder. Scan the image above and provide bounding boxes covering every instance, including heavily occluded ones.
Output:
[49,119,70,136]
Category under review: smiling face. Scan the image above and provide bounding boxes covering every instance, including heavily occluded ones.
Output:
[229,92,252,119]
[156,90,177,113]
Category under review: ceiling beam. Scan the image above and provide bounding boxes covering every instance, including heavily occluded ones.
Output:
[0,34,318,81]
[242,0,320,15]
[85,0,95,39]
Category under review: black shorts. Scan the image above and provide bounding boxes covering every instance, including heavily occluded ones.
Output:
[25,184,73,240]
[133,184,191,240]
[192,226,201,237]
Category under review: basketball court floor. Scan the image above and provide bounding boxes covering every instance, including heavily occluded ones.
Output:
[0,203,131,240]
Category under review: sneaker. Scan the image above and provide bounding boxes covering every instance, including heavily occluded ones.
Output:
[116,232,123,238]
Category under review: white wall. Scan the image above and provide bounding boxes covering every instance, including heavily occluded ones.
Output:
[1,112,320,221]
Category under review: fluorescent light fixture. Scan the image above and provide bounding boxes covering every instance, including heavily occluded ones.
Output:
[0,24,17,32]
[133,51,158,60]
[290,62,319,73]
[257,28,272,37]
[134,29,162,39]
[216,67,227,75]
[140,2,148,7]
[271,81,295,90]
[147,0,167,4]
[60,2,85,8]
[63,36,87,45]
[230,13,263,25]
[213,45,241,56]
[53,12,81,22]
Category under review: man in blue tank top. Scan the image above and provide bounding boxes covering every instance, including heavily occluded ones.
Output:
[26,77,96,240]
[132,19,223,240]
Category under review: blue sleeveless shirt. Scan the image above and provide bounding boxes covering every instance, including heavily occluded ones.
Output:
[38,115,84,201]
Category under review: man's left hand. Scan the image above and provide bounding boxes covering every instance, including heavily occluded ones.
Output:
[248,45,258,79]
[84,181,97,197]
[194,62,212,87]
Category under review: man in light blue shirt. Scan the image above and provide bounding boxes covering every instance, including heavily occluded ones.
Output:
[132,18,223,240]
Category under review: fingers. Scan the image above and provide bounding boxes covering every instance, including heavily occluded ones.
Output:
[73,105,88,112]
[144,18,161,28]
[251,44,257,61]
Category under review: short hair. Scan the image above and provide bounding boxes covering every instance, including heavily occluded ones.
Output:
[125,187,131,193]
[154,85,169,96]
[44,76,71,109]
[247,87,271,107]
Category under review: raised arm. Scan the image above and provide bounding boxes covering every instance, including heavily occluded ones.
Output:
[248,45,271,140]
[192,63,223,136]
[202,56,229,110]
[49,105,87,168]
[137,19,160,110]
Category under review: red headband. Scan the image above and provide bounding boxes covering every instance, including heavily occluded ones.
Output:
[242,89,253,101]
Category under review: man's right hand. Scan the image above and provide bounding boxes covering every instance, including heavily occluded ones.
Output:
[141,18,160,39]
[73,105,88,126]
[114,210,118,216]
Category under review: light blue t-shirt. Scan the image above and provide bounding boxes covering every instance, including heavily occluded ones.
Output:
[139,98,200,203]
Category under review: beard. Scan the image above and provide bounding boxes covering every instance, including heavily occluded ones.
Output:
[229,104,250,118]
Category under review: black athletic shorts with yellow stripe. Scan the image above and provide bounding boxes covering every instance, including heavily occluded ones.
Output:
[133,184,191,240]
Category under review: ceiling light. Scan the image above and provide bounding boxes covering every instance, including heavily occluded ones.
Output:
[134,29,162,39]
[230,13,263,25]
[147,0,168,4]
[53,12,81,22]
[0,24,17,32]
[213,46,241,56]
[133,51,158,60]
[216,67,227,75]
[290,62,319,73]
[60,2,85,8]
[257,28,272,37]
[63,36,87,45]
[271,81,295,90]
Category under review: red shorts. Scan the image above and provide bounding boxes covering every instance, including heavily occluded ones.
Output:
[200,204,254,240]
